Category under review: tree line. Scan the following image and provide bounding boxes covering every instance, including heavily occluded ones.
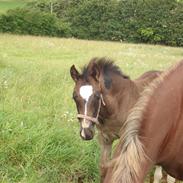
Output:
[0,0,182,46]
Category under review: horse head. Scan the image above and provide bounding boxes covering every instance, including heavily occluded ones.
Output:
[70,60,105,140]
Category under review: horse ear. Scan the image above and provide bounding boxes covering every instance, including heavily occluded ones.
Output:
[70,65,80,82]
[90,63,100,82]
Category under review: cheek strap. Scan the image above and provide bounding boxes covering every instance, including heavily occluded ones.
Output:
[77,94,105,125]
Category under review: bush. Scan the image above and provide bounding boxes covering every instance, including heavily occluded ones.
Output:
[0,8,71,37]
[66,0,119,40]
[0,0,183,46]
[65,0,183,46]
[134,0,183,46]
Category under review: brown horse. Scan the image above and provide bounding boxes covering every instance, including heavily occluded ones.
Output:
[70,57,170,181]
[103,60,183,183]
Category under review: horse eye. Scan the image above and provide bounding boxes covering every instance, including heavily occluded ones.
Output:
[94,92,100,99]
[72,94,78,100]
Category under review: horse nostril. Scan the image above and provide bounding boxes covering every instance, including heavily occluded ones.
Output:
[80,128,94,140]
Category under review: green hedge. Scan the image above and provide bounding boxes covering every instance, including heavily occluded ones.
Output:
[0,8,71,37]
[0,0,183,46]
[134,0,183,46]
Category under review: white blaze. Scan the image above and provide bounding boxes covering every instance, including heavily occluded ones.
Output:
[79,85,93,128]
[79,85,93,102]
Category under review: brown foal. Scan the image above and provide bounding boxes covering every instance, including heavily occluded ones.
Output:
[70,57,173,182]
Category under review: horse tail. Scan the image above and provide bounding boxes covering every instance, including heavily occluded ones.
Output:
[111,134,146,183]
[111,84,154,183]
[110,60,183,183]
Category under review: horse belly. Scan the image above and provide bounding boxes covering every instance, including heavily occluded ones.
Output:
[161,142,183,181]
[162,162,183,180]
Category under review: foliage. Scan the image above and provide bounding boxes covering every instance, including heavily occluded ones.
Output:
[0,8,71,37]
[0,0,183,46]
[134,0,183,46]
[26,0,183,46]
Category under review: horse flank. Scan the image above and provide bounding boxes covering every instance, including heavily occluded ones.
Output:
[111,60,183,183]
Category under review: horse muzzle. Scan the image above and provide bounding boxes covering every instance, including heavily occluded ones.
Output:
[80,127,95,140]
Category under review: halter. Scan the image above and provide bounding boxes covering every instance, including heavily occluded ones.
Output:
[77,94,105,125]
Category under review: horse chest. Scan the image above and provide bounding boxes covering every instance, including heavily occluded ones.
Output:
[97,119,121,143]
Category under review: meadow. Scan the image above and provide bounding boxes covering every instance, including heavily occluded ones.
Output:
[0,33,183,183]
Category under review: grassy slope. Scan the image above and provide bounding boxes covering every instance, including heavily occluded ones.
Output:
[0,34,183,183]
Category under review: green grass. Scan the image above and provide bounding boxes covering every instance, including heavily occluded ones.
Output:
[0,0,29,14]
[0,33,183,183]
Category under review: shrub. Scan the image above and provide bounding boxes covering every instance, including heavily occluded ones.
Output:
[0,8,71,37]
[0,0,183,46]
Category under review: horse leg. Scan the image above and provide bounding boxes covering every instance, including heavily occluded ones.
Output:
[167,175,176,183]
[153,166,163,183]
[162,170,176,183]
[162,169,167,183]
[98,134,112,183]
[100,143,112,183]
[153,167,176,183]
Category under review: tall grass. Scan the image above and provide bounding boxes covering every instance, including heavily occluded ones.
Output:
[0,34,182,182]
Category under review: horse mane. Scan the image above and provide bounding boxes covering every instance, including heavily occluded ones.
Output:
[111,60,183,183]
[81,57,129,80]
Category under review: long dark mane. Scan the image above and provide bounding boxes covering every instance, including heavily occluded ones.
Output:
[81,57,129,81]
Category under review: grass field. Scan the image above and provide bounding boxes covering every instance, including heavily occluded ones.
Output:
[0,33,183,183]
[0,0,29,14]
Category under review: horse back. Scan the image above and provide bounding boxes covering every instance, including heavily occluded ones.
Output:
[135,70,162,92]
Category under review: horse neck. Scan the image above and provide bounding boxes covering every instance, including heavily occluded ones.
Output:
[101,75,140,121]
[135,75,156,93]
